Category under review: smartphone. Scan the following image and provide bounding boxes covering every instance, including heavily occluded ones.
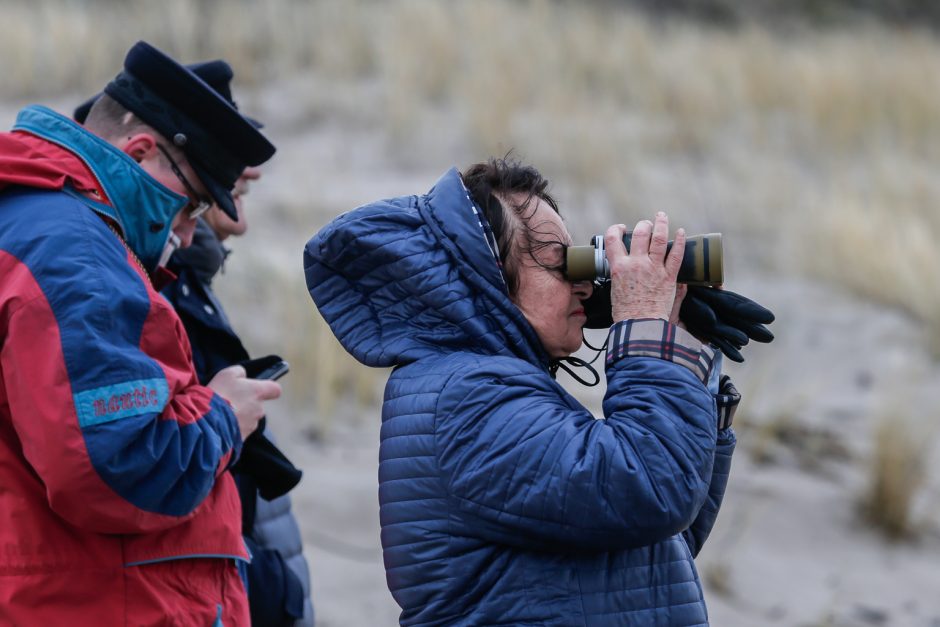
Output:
[255,360,289,381]
[241,355,290,381]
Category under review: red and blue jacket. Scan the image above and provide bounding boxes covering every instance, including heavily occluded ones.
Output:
[0,106,249,626]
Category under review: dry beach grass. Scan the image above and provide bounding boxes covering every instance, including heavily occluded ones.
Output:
[3,1,940,624]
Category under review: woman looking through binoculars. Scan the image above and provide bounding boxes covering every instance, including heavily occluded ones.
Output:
[305,157,751,625]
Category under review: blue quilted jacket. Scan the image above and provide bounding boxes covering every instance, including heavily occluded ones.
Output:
[305,169,736,626]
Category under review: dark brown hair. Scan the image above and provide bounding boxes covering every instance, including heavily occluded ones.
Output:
[461,157,562,295]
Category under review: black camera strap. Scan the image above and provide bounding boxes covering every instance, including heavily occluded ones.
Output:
[549,355,601,387]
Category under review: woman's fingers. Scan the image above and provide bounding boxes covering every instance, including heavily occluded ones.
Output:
[629,219,653,257]
[603,223,629,264]
[664,227,686,280]
[605,212,686,323]
[648,212,669,262]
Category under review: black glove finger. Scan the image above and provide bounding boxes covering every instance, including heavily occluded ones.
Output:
[723,290,775,324]
[718,312,775,343]
[712,321,749,347]
[734,321,774,343]
[749,323,774,343]
[710,335,745,363]
[698,287,774,323]
[690,287,776,324]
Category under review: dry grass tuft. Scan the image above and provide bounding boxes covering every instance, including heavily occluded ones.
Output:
[702,561,734,598]
[748,409,796,466]
[861,413,930,540]
[806,179,940,351]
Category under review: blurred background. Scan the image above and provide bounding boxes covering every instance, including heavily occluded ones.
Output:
[3,0,939,624]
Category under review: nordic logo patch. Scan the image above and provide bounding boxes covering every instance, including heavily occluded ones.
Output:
[74,378,169,427]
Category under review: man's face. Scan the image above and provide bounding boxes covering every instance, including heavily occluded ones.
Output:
[202,166,261,241]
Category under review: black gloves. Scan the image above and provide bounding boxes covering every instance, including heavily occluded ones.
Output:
[233,418,303,502]
[581,282,775,362]
[680,286,775,362]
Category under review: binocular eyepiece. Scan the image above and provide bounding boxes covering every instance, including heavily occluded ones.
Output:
[565,233,724,286]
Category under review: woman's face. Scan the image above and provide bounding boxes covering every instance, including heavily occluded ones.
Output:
[508,196,593,358]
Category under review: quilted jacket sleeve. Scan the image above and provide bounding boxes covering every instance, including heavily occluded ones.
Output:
[682,371,740,555]
[435,320,720,552]
[0,211,242,535]
[681,427,735,556]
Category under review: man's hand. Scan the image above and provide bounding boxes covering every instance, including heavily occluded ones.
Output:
[607,212,686,322]
[208,365,282,440]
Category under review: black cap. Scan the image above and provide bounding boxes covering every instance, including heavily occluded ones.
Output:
[97,41,274,220]
[181,60,263,129]
[75,60,263,129]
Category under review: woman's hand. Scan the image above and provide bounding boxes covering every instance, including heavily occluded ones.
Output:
[605,212,686,323]
[670,284,688,328]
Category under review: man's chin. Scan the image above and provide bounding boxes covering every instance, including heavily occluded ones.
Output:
[174,227,196,249]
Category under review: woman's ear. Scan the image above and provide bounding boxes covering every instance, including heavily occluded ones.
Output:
[118,133,158,164]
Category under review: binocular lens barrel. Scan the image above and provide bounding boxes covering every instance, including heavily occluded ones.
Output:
[565,232,723,286]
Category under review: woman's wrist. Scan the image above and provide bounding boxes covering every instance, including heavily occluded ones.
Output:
[605,318,717,384]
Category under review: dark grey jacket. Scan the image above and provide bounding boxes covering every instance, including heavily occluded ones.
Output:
[163,220,314,626]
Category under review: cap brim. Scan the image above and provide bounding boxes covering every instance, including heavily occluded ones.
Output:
[190,159,238,222]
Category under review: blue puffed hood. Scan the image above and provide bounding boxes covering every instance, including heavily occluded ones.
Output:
[12,105,188,272]
[304,168,550,370]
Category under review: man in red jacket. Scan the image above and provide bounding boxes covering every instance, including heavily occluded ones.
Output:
[0,41,280,625]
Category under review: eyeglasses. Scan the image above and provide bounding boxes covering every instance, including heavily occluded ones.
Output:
[156,144,213,219]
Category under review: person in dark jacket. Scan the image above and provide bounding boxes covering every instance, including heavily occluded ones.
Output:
[75,60,315,626]
[164,169,315,627]
[305,158,739,625]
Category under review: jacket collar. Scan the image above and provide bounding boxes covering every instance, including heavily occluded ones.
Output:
[169,218,228,284]
[12,105,188,272]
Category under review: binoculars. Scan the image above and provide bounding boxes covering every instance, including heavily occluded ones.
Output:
[565,233,724,287]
